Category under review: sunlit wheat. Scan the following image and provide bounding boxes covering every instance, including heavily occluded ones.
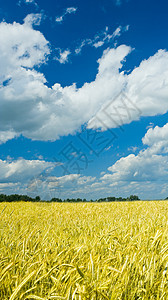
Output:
[1,201,168,299]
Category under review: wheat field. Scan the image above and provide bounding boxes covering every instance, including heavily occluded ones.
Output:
[1,201,168,299]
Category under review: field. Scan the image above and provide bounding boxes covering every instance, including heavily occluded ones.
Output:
[1,201,168,299]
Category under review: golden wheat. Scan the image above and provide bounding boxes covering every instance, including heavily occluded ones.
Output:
[1,201,168,299]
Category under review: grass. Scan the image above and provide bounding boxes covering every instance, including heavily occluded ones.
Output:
[1,201,168,299]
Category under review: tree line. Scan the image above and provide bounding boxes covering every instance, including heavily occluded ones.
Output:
[0,194,140,202]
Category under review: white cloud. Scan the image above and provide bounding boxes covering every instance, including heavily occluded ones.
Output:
[0,161,97,198]
[46,174,95,188]
[128,146,138,152]
[105,145,113,151]
[0,22,132,143]
[99,122,168,199]
[103,152,168,182]
[0,20,49,70]
[66,7,77,14]
[55,7,77,23]
[0,158,54,183]
[18,0,38,7]
[46,174,96,199]
[0,130,18,144]
[127,50,168,116]
[88,49,168,130]
[75,39,91,54]
[15,172,96,199]
[0,182,18,189]
[1,18,168,146]
[24,13,43,27]
[55,16,63,23]
[146,122,154,130]
[75,26,128,54]
[143,123,168,147]
[25,0,36,3]
[2,121,168,199]
[142,122,168,154]
[93,41,104,48]
[1,18,168,200]
[77,176,96,185]
[37,155,43,160]
[55,49,71,64]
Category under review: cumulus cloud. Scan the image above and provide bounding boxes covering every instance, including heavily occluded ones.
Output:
[0,158,55,198]
[0,130,18,144]
[27,173,80,198]
[28,174,96,199]
[143,123,168,147]
[101,122,168,184]
[127,50,168,116]
[54,49,71,64]
[0,20,50,141]
[0,153,97,199]
[0,20,49,70]
[142,122,168,154]
[102,152,168,182]
[1,18,168,146]
[0,160,97,199]
[87,49,168,130]
[0,158,54,183]
[0,21,131,143]
[85,122,167,199]
[1,122,168,200]
[55,7,77,23]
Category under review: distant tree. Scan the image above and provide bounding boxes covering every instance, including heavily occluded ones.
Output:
[65,198,77,202]
[107,197,116,202]
[0,194,7,202]
[129,195,140,201]
[70,198,76,202]
[97,198,107,202]
[76,198,82,202]
[51,197,62,202]
[35,196,41,202]
[0,194,35,202]
[20,195,33,202]
[0,193,140,203]
[51,198,62,202]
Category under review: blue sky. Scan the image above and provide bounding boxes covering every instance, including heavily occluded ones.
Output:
[0,0,168,200]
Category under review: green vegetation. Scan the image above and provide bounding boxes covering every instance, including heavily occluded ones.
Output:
[0,194,140,202]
